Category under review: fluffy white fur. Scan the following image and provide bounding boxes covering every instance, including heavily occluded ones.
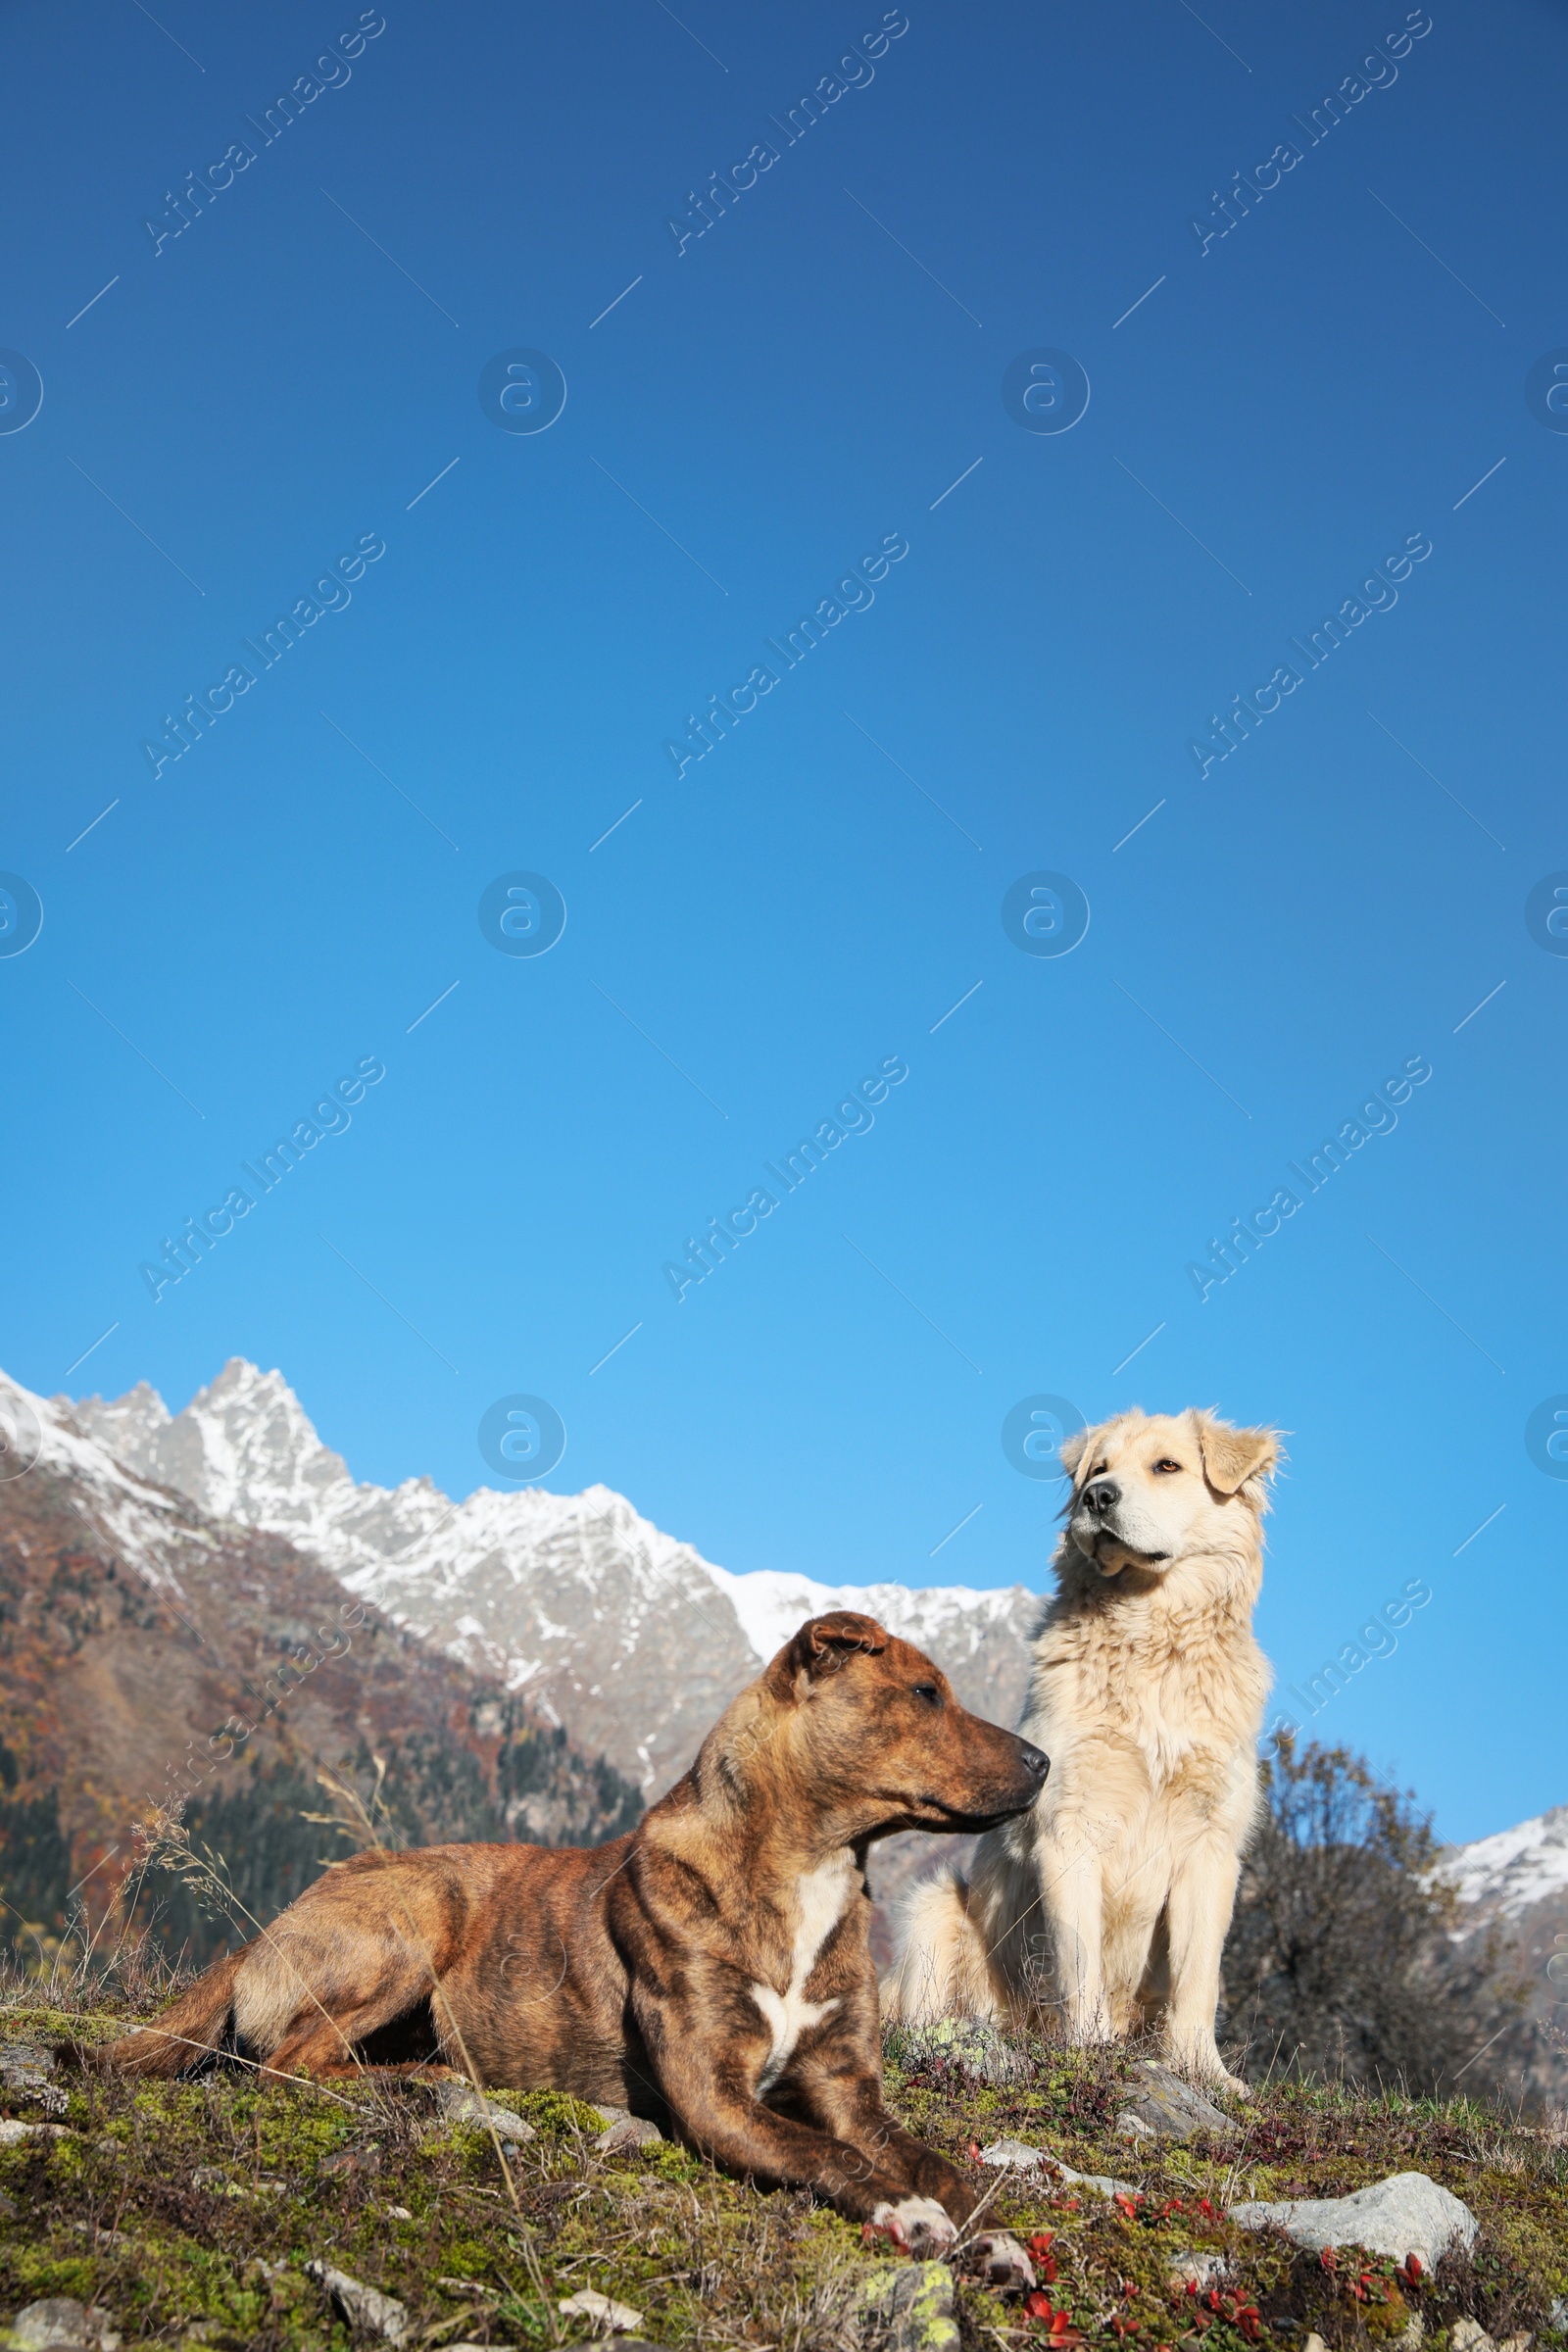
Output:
[882,1407,1279,2091]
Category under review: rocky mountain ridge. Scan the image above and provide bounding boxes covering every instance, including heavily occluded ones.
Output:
[65,1358,1041,1802]
[0,1370,639,1965]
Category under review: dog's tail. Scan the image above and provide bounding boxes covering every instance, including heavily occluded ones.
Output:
[880,1867,1001,2025]
[96,1943,252,2077]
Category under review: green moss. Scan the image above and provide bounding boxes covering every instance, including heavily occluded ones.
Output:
[506,2087,610,2136]
[2,1999,1563,2349]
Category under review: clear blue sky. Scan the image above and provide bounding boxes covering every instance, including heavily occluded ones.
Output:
[2,0,1563,1844]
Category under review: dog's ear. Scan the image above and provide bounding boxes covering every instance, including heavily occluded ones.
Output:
[1196,1413,1280,1496]
[786,1612,888,1680]
[1058,1425,1098,1486]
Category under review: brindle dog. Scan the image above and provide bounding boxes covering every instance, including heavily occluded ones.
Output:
[105,1613,1048,2260]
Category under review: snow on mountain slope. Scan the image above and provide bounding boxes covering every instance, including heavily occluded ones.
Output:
[710,1563,1037,1669]
[67,1359,1040,1798]
[1442,1806,1568,1919]
[1439,1806,1568,2111]
[2,1366,202,1597]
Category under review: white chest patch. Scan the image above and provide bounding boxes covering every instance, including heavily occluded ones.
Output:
[750,1848,856,2092]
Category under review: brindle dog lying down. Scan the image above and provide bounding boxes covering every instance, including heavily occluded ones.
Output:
[105,1613,1050,2267]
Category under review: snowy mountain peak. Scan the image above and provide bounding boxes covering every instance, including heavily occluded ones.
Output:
[1443,1804,1568,1918]
[61,1358,1040,1799]
[2,1366,199,1598]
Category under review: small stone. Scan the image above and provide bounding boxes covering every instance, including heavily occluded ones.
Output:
[1228,2172,1479,2273]
[0,2121,69,2147]
[854,2262,959,2352]
[69,2225,133,2252]
[191,2167,250,2199]
[1060,2162,1141,2198]
[1302,2335,1328,2352]
[593,2107,664,2155]
[558,2288,645,2332]
[0,2302,121,2351]
[1167,2254,1233,2293]
[305,2261,410,2345]
[385,2205,413,2221]
[431,2082,536,2144]
[1450,2326,1494,2352]
[1115,2061,1239,2145]
[976,2139,1141,2199]
[1116,2110,1160,2140]
[0,2044,56,2087]
[0,2045,66,2120]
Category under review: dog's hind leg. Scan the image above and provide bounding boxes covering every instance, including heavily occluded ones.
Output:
[262,1976,448,2082]
[881,1868,1000,2025]
[234,1919,451,2082]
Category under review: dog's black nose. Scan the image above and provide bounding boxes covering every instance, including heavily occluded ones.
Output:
[1018,1741,1050,1783]
[1084,1477,1119,1514]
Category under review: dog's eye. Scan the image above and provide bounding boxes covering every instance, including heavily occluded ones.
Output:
[912,1682,942,1706]
[1152,1458,1183,1474]
[1090,1461,1107,1478]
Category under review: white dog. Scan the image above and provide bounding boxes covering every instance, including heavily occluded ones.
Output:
[883,1408,1278,2091]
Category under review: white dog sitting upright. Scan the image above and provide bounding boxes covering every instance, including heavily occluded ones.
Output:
[884,1408,1278,2091]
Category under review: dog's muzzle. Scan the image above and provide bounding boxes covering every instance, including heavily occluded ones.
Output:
[996,1738,1050,1813]
[1076,1479,1169,1569]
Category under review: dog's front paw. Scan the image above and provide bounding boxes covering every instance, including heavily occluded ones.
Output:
[1166,2038,1249,2100]
[868,2196,959,2257]
[968,2231,1037,2292]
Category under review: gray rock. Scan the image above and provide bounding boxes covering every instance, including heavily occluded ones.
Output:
[431,2082,536,2144]
[854,2262,958,2352]
[1549,2300,1566,2333]
[1228,2171,1478,2272]
[304,2262,410,2344]
[0,2045,65,2120]
[0,2121,68,2147]
[592,2105,665,2153]
[978,2139,1140,2199]
[558,2289,644,2331]
[1115,2060,1238,2145]
[1168,2253,1234,2292]
[0,2303,120,2351]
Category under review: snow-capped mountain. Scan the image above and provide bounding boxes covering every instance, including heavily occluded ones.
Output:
[66,1359,1040,1802]
[0,1366,638,1962]
[1440,1807,1568,2109]
[1442,1805,1568,1921]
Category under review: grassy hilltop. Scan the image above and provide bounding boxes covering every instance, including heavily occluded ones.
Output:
[3,1979,1564,2352]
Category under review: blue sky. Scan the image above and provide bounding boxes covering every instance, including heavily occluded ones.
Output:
[2,0,1564,1843]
